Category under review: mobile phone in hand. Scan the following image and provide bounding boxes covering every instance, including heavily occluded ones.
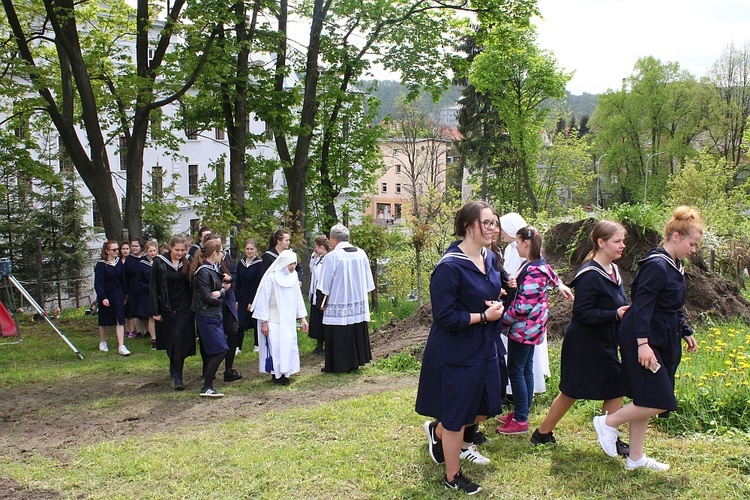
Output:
[648,360,661,373]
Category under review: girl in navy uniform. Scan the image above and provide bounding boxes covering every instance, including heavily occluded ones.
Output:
[135,240,158,349]
[151,235,194,390]
[416,201,506,495]
[94,241,130,356]
[202,233,242,383]
[308,235,331,354]
[190,238,229,397]
[533,220,630,454]
[594,207,702,471]
[235,238,263,353]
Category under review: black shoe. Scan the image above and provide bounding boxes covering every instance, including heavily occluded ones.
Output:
[530,428,557,446]
[472,431,488,446]
[616,438,630,458]
[312,346,324,354]
[174,376,184,391]
[223,369,243,382]
[444,469,482,495]
[136,332,144,339]
[273,375,290,386]
[423,420,445,464]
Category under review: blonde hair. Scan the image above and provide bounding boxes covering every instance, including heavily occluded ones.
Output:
[664,206,704,243]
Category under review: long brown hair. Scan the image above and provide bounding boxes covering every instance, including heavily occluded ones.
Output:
[584,220,626,263]
[189,238,223,281]
[516,226,542,261]
[167,235,190,276]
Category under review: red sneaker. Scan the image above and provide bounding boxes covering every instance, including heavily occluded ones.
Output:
[498,411,514,425]
[496,418,529,435]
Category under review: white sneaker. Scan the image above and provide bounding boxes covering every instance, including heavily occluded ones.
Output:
[118,345,131,356]
[593,415,619,457]
[626,455,670,471]
[98,341,108,352]
[459,444,490,465]
[235,347,241,355]
[253,346,259,352]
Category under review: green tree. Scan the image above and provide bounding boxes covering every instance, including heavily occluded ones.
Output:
[349,216,388,310]
[1,0,219,239]
[590,56,704,205]
[193,156,238,240]
[470,23,571,212]
[706,42,750,172]
[538,130,594,213]
[142,171,185,244]
[266,0,536,239]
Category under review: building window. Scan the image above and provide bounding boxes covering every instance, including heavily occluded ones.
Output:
[381,182,387,193]
[121,196,127,213]
[148,47,155,64]
[395,164,402,174]
[394,203,402,219]
[215,128,225,141]
[14,120,27,140]
[185,128,198,140]
[189,218,200,236]
[264,121,273,141]
[119,136,127,170]
[151,166,163,197]
[188,164,199,195]
[395,183,401,194]
[92,201,102,229]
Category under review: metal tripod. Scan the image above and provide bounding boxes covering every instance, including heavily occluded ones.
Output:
[0,258,83,360]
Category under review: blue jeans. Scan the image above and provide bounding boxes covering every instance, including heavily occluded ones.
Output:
[507,340,535,422]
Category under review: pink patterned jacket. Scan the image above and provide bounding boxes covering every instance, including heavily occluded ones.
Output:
[503,258,560,345]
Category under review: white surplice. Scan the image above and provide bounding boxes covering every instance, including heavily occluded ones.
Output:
[318,242,374,326]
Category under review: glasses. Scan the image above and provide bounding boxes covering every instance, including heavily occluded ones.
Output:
[477,219,499,230]
[107,248,118,252]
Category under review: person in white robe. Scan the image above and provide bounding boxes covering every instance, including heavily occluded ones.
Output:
[318,223,375,373]
[252,250,308,385]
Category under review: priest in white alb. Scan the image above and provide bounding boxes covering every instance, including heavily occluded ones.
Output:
[318,223,375,373]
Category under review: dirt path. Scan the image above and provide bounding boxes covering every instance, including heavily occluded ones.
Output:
[0,322,431,497]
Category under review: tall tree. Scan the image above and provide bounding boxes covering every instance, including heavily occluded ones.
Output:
[1,0,218,239]
[266,0,537,237]
[590,56,703,204]
[706,42,750,172]
[388,102,451,306]
[470,23,570,212]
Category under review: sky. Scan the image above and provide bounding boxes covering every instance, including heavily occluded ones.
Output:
[534,0,750,95]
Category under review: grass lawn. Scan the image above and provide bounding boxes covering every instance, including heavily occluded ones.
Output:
[0,314,748,498]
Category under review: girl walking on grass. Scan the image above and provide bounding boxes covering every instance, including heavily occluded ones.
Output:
[416,201,506,495]
[94,241,130,356]
[593,207,702,471]
[497,226,573,435]
[190,238,229,398]
[532,220,630,456]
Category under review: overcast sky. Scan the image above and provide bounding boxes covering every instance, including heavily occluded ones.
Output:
[535,0,750,95]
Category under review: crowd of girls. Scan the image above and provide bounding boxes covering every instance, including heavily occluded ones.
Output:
[417,202,703,494]
[93,227,322,397]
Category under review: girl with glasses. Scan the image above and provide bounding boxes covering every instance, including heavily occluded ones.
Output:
[94,241,130,356]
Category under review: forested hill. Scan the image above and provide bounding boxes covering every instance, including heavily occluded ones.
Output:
[365,79,598,124]
[564,91,599,119]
